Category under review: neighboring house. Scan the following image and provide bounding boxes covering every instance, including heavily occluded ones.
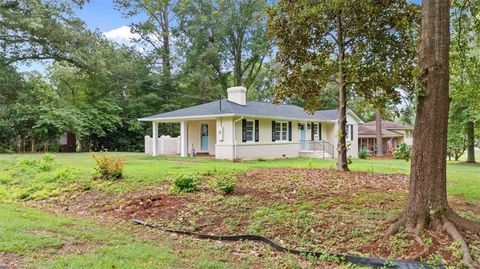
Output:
[139,87,363,160]
[358,120,413,155]
[59,132,77,152]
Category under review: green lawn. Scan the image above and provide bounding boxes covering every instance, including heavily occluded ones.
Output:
[0,153,479,268]
[1,152,479,202]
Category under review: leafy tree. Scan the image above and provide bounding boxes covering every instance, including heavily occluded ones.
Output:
[0,0,95,67]
[450,1,480,163]
[386,2,480,267]
[175,0,271,93]
[114,0,177,96]
[268,0,418,171]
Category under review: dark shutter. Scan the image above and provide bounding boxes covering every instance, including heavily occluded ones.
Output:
[311,123,315,141]
[288,121,292,141]
[242,119,247,142]
[254,120,259,142]
[319,123,322,140]
[350,124,354,140]
[272,121,276,141]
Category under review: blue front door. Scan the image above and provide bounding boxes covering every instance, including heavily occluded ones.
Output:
[299,123,306,150]
[200,123,208,151]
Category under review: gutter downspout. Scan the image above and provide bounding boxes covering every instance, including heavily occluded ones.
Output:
[233,117,244,160]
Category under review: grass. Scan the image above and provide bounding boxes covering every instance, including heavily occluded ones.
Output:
[0,203,254,268]
[0,152,478,202]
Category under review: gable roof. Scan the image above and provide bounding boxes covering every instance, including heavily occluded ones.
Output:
[363,120,413,130]
[358,125,404,138]
[139,99,360,122]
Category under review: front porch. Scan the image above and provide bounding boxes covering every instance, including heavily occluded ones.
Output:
[148,119,217,157]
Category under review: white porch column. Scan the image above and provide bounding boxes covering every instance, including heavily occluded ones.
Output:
[180,121,188,157]
[152,121,158,156]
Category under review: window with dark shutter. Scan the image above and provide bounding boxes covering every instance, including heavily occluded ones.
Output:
[255,120,259,142]
[350,124,354,140]
[242,119,247,142]
[311,123,315,141]
[271,121,276,141]
[319,123,322,140]
[288,121,292,141]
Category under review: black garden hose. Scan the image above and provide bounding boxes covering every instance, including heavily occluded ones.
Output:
[132,219,444,269]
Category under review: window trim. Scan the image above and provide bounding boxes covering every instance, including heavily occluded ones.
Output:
[274,120,289,142]
[245,119,255,143]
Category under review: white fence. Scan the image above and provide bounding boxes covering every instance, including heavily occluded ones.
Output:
[144,135,180,156]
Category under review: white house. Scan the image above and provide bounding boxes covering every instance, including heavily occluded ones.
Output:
[139,87,363,160]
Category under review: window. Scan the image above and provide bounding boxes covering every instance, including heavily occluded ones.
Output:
[346,124,354,141]
[275,121,288,141]
[246,120,254,142]
[313,123,319,140]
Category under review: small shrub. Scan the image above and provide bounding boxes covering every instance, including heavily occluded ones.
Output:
[216,175,237,194]
[359,148,370,159]
[18,153,56,171]
[38,154,55,171]
[393,143,412,161]
[172,173,199,193]
[92,154,124,180]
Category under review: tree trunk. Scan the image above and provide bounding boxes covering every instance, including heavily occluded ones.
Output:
[161,4,172,95]
[386,5,480,266]
[376,111,384,157]
[336,12,348,171]
[31,137,35,153]
[404,0,451,227]
[466,120,476,163]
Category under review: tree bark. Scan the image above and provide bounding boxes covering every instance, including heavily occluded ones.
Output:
[466,120,476,163]
[404,0,451,227]
[161,4,172,95]
[376,111,384,157]
[336,12,348,171]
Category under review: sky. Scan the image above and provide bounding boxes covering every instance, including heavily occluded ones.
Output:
[76,0,144,43]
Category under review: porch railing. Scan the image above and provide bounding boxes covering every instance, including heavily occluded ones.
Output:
[299,140,335,157]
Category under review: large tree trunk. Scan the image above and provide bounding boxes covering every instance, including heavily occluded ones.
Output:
[466,120,476,163]
[376,111,384,157]
[386,1,480,267]
[336,12,348,171]
[405,0,451,228]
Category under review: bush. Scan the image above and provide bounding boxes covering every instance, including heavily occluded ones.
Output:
[92,154,124,180]
[172,173,199,193]
[38,154,55,171]
[19,153,56,171]
[359,148,370,159]
[216,175,237,194]
[393,143,412,161]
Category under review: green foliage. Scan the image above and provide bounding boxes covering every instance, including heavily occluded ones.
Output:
[92,154,124,180]
[393,143,411,161]
[215,175,237,194]
[172,173,199,193]
[359,148,370,159]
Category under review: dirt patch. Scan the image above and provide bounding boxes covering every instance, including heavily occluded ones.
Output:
[0,253,24,269]
[105,194,191,220]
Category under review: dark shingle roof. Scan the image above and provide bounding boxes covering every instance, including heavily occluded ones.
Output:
[139,99,340,121]
[358,125,404,137]
[363,120,413,130]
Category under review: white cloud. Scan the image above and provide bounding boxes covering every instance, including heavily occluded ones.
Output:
[103,25,139,46]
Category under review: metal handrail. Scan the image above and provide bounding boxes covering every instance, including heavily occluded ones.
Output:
[299,140,335,157]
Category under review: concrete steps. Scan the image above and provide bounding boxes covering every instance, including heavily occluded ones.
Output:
[299,150,333,159]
